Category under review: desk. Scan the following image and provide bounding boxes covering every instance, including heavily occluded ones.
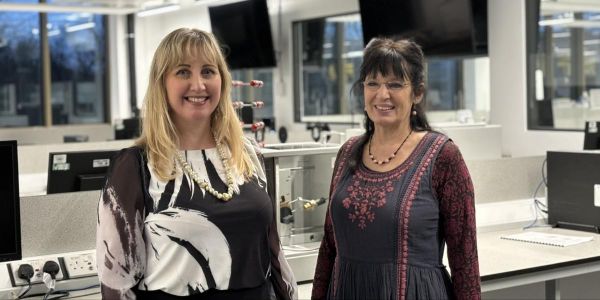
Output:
[478,227,600,299]
[3,227,598,299]
[297,227,600,300]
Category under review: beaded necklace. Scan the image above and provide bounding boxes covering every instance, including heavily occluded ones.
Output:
[175,141,235,201]
[368,129,413,165]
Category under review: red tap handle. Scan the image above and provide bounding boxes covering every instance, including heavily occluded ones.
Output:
[251,121,265,132]
[250,80,264,87]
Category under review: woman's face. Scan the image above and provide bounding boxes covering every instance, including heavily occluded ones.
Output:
[165,55,222,128]
[363,72,419,129]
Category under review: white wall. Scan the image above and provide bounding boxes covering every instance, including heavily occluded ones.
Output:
[488,0,582,157]
[134,6,213,111]
[118,0,585,158]
[128,0,359,139]
[108,15,131,122]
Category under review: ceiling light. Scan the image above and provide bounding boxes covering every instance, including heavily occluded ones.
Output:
[136,4,180,17]
[539,17,575,26]
[65,22,96,33]
[0,2,137,15]
[193,0,246,7]
[48,29,60,37]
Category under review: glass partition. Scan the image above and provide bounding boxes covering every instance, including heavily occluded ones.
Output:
[528,1,600,130]
[292,12,491,125]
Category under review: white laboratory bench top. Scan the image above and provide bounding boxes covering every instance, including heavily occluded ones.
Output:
[477,226,600,295]
[3,227,598,299]
[297,226,600,299]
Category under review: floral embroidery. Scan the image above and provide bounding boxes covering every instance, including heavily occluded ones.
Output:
[343,174,395,229]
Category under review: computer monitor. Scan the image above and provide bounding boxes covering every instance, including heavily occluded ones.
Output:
[547,151,600,233]
[0,140,21,262]
[583,121,600,150]
[115,117,141,140]
[47,150,118,194]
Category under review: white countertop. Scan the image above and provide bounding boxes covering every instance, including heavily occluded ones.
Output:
[477,226,600,279]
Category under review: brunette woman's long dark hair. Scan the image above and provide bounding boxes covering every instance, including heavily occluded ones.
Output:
[347,37,432,171]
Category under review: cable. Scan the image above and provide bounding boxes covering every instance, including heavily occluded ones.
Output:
[41,261,60,300]
[17,284,32,299]
[57,284,101,293]
[16,264,34,299]
[55,284,101,299]
[541,157,547,186]
[61,291,100,299]
[43,288,54,300]
[19,291,68,300]
[523,158,551,230]
[17,263,98,300]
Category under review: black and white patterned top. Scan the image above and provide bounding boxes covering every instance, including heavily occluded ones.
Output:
[97,138,297,299]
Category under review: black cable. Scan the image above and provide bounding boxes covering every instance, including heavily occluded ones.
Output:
[523,157,551,230]
[19,291,68,300]
[17,281,32,299]
[57,284,100,293]
[19,283,98,299]
[16,264,34,299]
[61,291,100,299]
[541,158,548,186]
[524,179,546,229]
[43,288,54,300]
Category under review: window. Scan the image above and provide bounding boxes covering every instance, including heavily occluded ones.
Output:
[0,0,108,128]
[48,13,107,125]
[527,1,600,130]
[293,13,490,125]
[0,7,42,127]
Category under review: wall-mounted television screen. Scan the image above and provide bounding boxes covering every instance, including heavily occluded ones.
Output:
[0,140,21,262]
[209,0,277,69]
[359,0,488,57]
[47,150,118,194]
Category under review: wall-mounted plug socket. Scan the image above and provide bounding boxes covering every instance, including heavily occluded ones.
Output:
[62,253,97,279]
[8,258,64,287]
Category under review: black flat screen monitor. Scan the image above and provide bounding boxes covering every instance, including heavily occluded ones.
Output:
[47,150,118,194]
[583,121,600,150]
[0,140,21,262]
[547,151,600,233]
[209,0,276,69]
[115,117,141,140]
[358,0,488,57]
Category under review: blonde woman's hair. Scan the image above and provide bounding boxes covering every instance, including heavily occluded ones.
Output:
[136,28,254,181]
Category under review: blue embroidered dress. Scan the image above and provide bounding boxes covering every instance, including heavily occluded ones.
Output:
[312,132,480,300]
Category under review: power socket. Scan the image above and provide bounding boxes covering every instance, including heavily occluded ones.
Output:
[8,258,64,287]
[62,253,97,279]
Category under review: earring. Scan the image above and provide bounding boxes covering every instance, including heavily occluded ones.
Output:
[412,110,417,116]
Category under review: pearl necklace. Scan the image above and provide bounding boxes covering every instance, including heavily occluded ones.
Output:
[175,142,235,201]
[368,130,413,165]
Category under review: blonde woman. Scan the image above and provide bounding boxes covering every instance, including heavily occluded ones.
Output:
[96,28,297,300]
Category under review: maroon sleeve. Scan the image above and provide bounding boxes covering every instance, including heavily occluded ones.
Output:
[311,208,336,300]
[311,141,351,300]
[432,141,481,300]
